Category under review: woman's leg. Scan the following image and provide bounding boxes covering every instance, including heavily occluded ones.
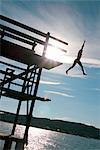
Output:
[66,60,77,74]
[78,61,86,75]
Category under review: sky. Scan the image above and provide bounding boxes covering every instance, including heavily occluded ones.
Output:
[0,0,100,128]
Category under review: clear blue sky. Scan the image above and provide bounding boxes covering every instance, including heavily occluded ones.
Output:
[0,0,100,128]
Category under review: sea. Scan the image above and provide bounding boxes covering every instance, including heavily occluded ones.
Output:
[0,121,100,150]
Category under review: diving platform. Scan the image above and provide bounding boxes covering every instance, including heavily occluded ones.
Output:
[0,39,62,70]
[0,15,68,149]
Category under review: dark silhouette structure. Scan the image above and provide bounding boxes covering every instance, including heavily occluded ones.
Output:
[0,15,68,149]
[66,40,87,75]
[32,41,37,53]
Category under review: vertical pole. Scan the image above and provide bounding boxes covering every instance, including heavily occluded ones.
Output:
[15,141,24,150]
[42,32,50,56]
[24,32,50,144]
[11,100,22,135]
[3,139,12,150]
[11,65,30,135]
[27,100,29,116]
[0,68,8,99]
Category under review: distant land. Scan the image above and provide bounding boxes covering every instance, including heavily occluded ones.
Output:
[0,112,99,140]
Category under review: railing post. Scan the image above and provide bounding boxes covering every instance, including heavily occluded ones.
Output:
[42,32,50,56]
[23,32,50,144]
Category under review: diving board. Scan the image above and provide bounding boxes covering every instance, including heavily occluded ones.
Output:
[0,40,62,70]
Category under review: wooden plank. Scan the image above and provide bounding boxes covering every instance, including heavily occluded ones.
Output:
[0,40,62,69]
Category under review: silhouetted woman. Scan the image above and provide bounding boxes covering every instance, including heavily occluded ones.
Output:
[66,40,87,75]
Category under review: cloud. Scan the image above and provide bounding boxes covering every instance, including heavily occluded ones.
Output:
[46,63,85,78]
[91,88,100,92]
[40,80,62,85]
[37,2,100,59]
[45,90,74,98]
[66,74,86,79]
[46,55,100,78]
[0,56,27,72]
[2,1,100,59]
[82,58,100,68]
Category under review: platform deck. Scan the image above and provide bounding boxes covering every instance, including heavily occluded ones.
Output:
[0,40,62,69]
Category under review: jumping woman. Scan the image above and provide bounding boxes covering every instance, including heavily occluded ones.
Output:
[66,40,87,75]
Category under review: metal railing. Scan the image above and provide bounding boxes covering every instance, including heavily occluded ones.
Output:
[0,15,68,53]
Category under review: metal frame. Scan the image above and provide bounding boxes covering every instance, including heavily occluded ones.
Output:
[0,15,68,149]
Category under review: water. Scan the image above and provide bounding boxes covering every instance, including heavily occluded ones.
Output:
[0,121,100,150]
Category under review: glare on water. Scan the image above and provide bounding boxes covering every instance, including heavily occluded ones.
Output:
[25,127,56,150]
[0,122,100,150]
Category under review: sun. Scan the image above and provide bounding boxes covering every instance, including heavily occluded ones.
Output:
[45,40,74,64]
[46,46,63,61]
[45,40,66,62]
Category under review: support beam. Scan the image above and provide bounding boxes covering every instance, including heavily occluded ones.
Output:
[0,66,37,87]
[3,139,12,150]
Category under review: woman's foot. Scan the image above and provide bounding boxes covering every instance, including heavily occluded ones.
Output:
[83,72,87,75]
[66,70,68,74]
